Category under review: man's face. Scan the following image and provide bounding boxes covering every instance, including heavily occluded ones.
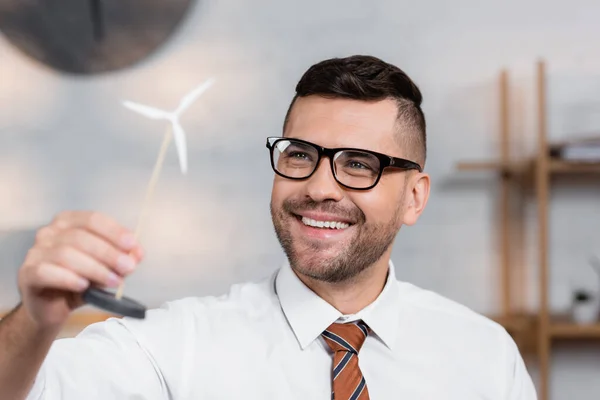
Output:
[270,96,428,283]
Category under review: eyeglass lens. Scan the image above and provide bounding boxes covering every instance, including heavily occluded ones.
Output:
[271,139,382,189]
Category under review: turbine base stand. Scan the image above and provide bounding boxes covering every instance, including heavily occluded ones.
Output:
[82,287,146,319]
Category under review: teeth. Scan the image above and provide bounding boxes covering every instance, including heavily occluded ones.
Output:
[301,217,350,230]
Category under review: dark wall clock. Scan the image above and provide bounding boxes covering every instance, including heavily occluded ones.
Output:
[0,0,195,75]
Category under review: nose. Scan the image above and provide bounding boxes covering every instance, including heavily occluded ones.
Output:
[304,158,344,202]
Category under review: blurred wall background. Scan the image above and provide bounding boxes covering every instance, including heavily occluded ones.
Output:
[1,0,600,397]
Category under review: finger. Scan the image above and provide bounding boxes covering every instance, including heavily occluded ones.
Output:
[130,245,144,263]
[51,211,139,252]
[34,225,58,248]
[55,228,138,276]
[48,245,123,288]
[23,247,43,267]
[28,262,90,293]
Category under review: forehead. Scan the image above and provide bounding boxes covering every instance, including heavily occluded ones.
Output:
[284,96,400,153]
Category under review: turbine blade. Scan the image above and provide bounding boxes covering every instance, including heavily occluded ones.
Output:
[171,120,188,174]
[122,101,170,120]
[175,78,215,115]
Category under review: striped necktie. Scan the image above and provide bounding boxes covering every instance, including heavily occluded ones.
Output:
[321,320,370,400]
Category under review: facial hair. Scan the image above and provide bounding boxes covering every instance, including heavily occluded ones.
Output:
[270,197,402,283]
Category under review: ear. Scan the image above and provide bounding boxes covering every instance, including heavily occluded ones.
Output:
[402,172,430,226]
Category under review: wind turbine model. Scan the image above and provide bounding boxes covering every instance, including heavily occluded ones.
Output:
[82,78,216,319]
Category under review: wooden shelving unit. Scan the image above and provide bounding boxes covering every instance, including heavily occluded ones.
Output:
[456,59,600,400]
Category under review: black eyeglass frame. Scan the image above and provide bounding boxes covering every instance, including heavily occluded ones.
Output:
[265,136,423,191]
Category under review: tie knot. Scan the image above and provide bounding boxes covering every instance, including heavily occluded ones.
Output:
[321,320,370,354]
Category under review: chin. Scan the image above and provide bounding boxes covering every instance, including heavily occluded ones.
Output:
[291,261,334,281]
[288,245,353,282]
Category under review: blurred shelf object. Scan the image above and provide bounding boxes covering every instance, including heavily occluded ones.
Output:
[0,309,113,338]
[549,136,600,161]
[456,60,600,400]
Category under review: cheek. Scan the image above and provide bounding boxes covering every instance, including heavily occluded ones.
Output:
[352,188,404,224]
[271,177,295,207]
[366,202,397,224]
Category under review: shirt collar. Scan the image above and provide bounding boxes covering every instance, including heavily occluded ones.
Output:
[275,260,401,351]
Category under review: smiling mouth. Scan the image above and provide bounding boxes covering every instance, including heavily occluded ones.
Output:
[297,215,352,230]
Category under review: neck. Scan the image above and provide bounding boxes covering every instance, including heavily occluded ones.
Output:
[296,253,391,315]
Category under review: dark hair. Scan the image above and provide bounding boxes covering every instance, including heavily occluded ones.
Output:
[283,55,426,166]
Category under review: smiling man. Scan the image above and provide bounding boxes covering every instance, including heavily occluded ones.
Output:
[0,55,536,399]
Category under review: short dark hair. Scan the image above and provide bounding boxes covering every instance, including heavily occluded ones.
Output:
[283,55,426,166]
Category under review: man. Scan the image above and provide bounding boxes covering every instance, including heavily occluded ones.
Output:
[0,55,536,399]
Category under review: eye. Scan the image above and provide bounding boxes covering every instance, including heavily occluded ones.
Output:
[282,142,316,163]
[347,160,371,170]
[287,151,311,160]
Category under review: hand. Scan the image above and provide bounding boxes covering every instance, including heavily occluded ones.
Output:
[17,211,144,330]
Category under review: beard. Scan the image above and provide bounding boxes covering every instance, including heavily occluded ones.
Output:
[270,197,402,283]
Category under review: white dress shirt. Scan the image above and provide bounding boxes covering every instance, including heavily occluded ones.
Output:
[27,261,537,399]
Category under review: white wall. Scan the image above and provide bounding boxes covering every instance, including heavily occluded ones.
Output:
[1,0,600,397]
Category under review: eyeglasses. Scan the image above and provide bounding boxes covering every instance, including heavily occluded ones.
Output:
[266,137,422,190]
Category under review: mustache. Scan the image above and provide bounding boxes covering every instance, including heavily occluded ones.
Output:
[281,198,365,224]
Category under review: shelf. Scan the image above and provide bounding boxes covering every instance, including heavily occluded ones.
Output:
[455,160,526,175]
[457,158,600,176]
[549,159,600,174]
[0,310,113,330]
[67,311,114,325]
[456,161,506,171]
[487,314,600,341]
[489,314,538,355]
[550,316,600,338]
[488,313,600,345]
[490,313,536,332]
